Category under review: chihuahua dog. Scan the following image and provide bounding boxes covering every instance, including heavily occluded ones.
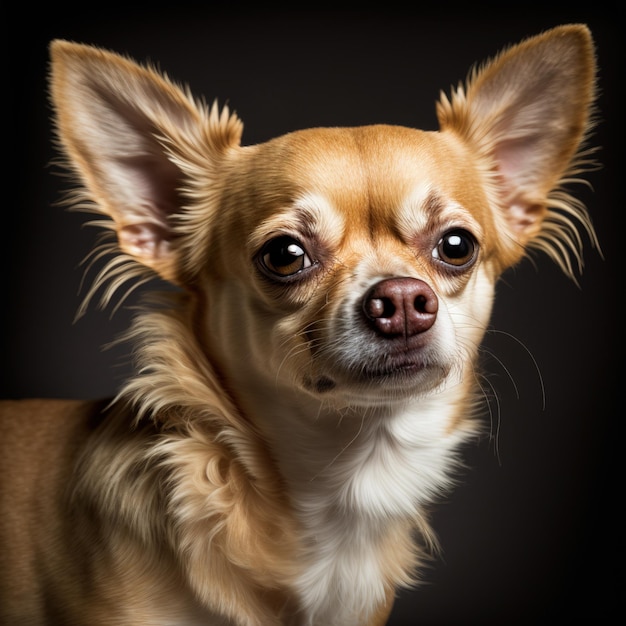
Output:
[0,24,597,626]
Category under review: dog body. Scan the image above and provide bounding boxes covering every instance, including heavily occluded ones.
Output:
[1,25,597,625]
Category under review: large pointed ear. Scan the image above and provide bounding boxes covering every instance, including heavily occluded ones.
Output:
[49,40,243,285]
[437,24,597,273]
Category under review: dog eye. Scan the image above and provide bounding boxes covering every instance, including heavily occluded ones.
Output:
[259,236,313,277]
[432,229,477,267]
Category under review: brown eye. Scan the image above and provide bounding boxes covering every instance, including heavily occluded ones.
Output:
[260,236,312,277]
[432,229,477,267]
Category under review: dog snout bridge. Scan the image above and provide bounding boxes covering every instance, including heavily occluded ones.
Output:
[363,278,438,338]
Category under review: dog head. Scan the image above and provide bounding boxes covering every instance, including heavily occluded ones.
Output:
[49,25,596,414]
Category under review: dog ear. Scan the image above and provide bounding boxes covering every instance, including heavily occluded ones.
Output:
[49,40,243,285]
[437,24,596,272]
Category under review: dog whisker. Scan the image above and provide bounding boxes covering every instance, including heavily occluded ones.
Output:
[485,329,546,411]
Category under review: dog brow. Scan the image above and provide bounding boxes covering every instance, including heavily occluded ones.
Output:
[247,193,345,251]
[396,185,441,236]
[397,185,481,242]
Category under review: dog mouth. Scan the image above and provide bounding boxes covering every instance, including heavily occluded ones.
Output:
[306,349,450,397]
[361,355,431,380]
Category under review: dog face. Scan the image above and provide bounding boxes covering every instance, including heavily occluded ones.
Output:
[200,126,495,409]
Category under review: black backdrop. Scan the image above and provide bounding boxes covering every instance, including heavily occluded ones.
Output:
[3,8,619,625]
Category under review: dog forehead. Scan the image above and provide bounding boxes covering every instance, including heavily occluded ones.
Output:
[252,125,485,219]
[264,124,441,186]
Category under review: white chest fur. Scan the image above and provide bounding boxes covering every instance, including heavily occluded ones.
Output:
[263,393,474,625]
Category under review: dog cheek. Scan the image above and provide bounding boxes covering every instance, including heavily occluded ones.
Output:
[199,284,262,378]
[200,282,309,392]
[449,269,496,354]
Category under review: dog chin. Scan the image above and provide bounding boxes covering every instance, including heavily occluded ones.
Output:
[302,358,453,405]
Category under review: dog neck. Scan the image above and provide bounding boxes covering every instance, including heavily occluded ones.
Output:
[242,381,472,514]
[224,366,476,624]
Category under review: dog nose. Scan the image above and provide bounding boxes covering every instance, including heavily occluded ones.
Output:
[363,278,438,338]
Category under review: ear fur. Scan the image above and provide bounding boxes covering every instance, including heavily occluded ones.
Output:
[49,40,243,288]
[437,24,597,274]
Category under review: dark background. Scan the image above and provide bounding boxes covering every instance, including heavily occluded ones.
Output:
[3,8,620,625]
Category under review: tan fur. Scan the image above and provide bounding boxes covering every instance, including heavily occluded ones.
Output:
[1,25,597,625]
